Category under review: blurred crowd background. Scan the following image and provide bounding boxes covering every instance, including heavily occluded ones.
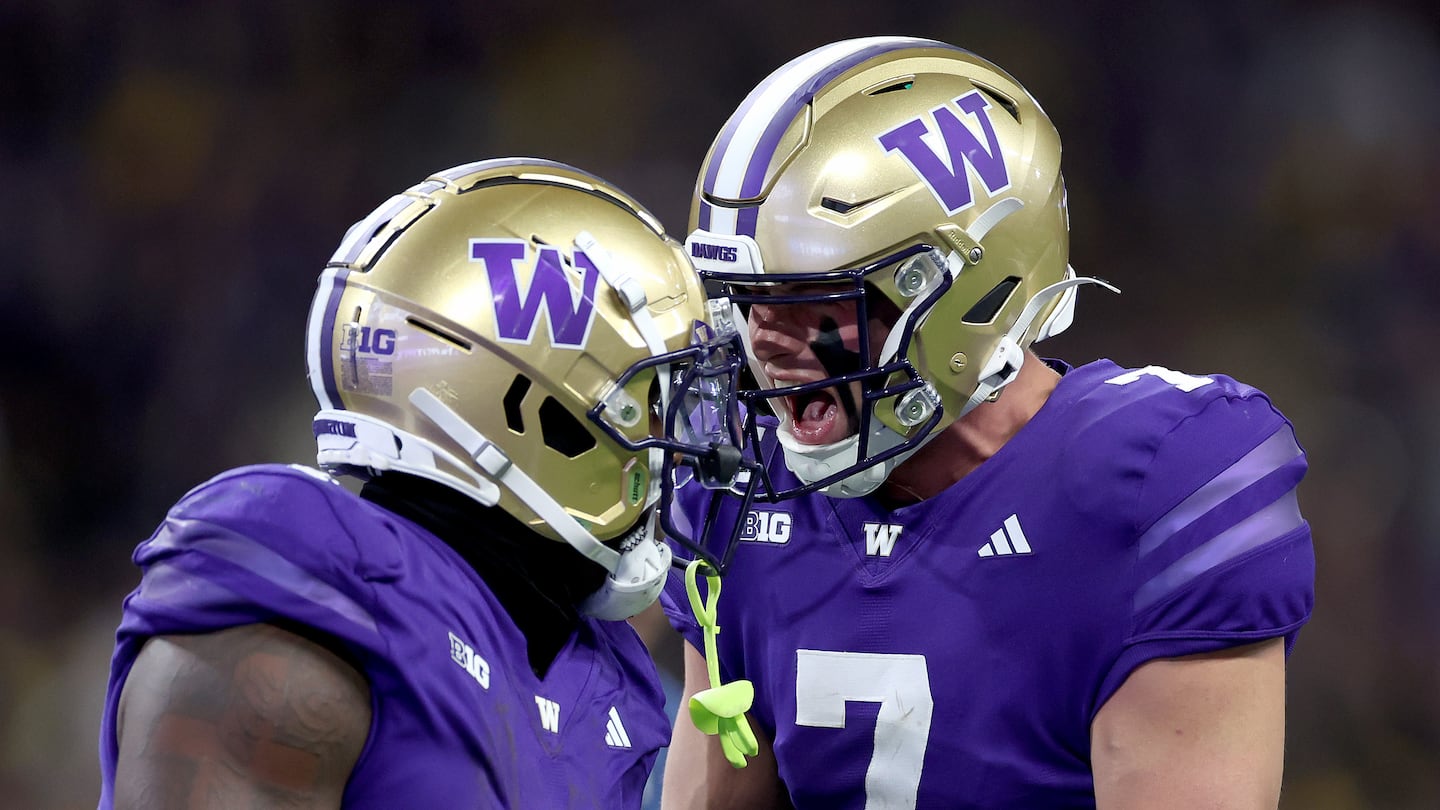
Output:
[2,1,1437,807]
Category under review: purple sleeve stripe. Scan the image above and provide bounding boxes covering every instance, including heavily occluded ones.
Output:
[1134,455,1305,583]
[136,554,246,612]
[145,518,379,636]
[1137,425,1303,557]
[1134,488,1305,613]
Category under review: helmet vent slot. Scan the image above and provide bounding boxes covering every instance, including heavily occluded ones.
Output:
[962,276,1021,324]
[503,375,531,433]
[974,85,1020,122]
[867,79,914,96]
[820,191,893,215]
[821,197,863,214]
[406,317,472,351]
[540,396,597,457]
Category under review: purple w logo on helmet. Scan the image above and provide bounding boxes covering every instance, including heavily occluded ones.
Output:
[877,90,1011,215]
[470,239,600,349]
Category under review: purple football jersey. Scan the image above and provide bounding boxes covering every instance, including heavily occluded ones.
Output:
[100,464,669,809]
[661,360,1315,809]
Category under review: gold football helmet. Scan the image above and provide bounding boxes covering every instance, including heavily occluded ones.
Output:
[306,158,746,618]
[686,37,1115,498]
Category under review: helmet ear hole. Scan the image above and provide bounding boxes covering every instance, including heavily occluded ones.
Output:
[540,396,598,458]
[503,375,531,433]
[962,277,1021,325]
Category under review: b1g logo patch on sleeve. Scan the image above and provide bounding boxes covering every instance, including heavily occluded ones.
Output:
[876,89,1011,215]
[471,239,600,349]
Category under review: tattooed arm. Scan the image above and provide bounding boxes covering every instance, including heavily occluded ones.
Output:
[114,623,372,809]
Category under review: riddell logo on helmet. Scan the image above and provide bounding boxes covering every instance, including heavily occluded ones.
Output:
[471,239,600,349]
[690,242,739,262]
[876,89,1012,215]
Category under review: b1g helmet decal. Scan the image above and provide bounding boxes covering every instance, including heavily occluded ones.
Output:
[689,37,1116,499]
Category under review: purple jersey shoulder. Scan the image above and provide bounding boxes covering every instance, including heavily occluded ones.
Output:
[121,464,394,647]
[1051,361,1314,702]
[101,464,670,809]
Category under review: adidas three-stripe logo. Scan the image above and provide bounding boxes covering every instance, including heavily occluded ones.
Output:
[978,514,1032,557]
[604,706,631,749]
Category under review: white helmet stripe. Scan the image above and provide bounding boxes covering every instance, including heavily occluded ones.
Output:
[704,201,739,239]
[331,194,413,265]
[700,37,956,237]
[306,266,350,411]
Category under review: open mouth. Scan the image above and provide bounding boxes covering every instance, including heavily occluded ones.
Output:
[787,387,848,445]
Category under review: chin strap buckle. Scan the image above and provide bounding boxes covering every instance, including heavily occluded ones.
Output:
[684,559,758,768]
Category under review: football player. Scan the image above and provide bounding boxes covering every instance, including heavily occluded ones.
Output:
[98,158,747,808]
[660,38,1316,809]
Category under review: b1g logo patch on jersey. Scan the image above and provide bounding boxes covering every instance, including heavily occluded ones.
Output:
[876,89,1011,216]
[741,509,792,545]
[471,238,600,349]
[448,631,491,690]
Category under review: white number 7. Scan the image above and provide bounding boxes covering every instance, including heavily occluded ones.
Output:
[795,650,933,809]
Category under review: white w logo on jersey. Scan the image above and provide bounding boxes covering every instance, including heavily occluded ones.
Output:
[863,522,904,557]
[535,696,561,733]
